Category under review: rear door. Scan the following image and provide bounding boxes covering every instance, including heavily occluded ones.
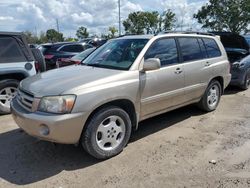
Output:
[177,37,222,102]
[140,37,185,119]
[177,37,211,102]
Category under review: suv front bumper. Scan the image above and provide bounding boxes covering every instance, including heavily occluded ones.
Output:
[11,98,87,144]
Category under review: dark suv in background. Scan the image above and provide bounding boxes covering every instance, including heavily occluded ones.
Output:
[212,32,250,89]
[38,42,94,69]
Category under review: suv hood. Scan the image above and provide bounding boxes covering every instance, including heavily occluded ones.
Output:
[20,65,125,97]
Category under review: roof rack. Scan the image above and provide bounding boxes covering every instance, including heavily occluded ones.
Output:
[156,31,216,36]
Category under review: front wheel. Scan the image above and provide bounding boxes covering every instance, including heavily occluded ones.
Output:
[81,106,132,159]
[198,80,222,112]
[0,79,19,114]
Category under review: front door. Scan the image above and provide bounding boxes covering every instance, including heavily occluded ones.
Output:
[140,38,185,119]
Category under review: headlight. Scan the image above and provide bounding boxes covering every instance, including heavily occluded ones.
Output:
[38,95,76,114]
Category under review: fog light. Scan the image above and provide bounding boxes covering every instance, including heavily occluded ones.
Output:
[39,124,50,136]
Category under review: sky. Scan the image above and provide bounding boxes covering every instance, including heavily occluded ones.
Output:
[0,0,208,38]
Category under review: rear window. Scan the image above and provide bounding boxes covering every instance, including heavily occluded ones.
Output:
[60,45,84,52]
[0,36,26,63]
[178,37,203,62]
[202,38,221,58]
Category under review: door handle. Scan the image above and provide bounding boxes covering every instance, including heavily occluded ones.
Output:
[174,67,183,74]
[205,62,211,67]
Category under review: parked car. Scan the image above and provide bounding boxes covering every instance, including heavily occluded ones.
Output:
[11,33,231,159]
[56,47,96,68]
[212,32,250,89]
[38,42,94,70]
[78,38,92,43]
[244,35,250,47]
[88,38,107,47]
[0,32,46,114]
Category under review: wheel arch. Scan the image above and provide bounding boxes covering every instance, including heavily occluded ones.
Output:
[0,71,28,82]
[210,76,224,93]
[82,99,138,137]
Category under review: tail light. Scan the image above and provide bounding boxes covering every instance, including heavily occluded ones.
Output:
[35,61,40,72]
[75,61,81,64]
[44,54,54,59]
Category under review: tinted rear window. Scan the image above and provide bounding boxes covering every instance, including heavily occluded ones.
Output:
[60,45,84,52]
[0,37,26,63]
[202,38,221,58]
[178,37,203,62]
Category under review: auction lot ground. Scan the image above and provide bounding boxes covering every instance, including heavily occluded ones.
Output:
[1,87,250,188]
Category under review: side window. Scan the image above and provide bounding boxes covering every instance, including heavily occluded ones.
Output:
[144,38,178,67]
[202,38,221,58]
[178,37,203,62]
[84,44,93,50]
[60,45,84,52]
[198,38,208,58]
[0,37,26,63]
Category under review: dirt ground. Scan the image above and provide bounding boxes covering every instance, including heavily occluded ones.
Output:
[1,87,250,188]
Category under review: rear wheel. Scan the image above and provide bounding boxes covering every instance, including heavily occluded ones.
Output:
[198,80,222,112]
[240,71,250,90]
[31,48,46,72]
[0,79,19,114]
[81,106,132,159]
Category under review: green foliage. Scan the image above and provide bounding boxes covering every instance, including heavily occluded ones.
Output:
[194,0,250,34]
[123,12,145,34]
[108,26,118,38]
[123,10,176,35]
[23,31,49,44]
[46,29,64,42]
[160,9,176,31]
[65,37,77,42]
[23,31,39,44]
[76,26,89,39]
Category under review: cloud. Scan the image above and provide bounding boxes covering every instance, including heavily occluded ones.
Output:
[0,0,208,37]
[0,16,13,21]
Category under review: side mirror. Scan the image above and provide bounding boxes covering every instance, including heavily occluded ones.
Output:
[142,58,161,72]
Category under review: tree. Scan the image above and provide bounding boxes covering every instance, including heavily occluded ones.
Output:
[46,29,64,42]
[158,9,176,32]
[123,12,145,34]
[194,0,250,34]
[108,26,118,38]
[38,31,48,44]
[65,37,77,42]
[23,31,39,44]
[123,11,176,35]
[143,11,159,34]
[76,26,89,39]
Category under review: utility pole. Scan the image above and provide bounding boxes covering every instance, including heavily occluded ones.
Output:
[118,0,121,36]
[56,18,60,33]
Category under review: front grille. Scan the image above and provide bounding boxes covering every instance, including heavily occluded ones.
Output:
[16,88,34,112]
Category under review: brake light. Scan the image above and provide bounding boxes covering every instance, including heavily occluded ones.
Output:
[35,61,40,72]
[44,55,54,59]
[75,61,81,64]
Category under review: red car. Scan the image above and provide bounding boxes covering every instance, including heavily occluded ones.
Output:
[56,47,96,68]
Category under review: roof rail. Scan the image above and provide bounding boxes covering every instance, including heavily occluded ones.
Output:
[156,31,216,36]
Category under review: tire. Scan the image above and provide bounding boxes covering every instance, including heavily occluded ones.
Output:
[0,79,19,115]
[31,48,46,72]
[81,106,132,159]
[240,70,250,90]
[198,80,222,112]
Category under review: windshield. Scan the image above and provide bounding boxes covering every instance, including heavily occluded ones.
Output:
[83,38,149,70]
[72,48,96,61]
